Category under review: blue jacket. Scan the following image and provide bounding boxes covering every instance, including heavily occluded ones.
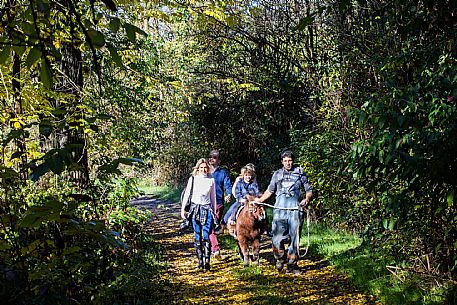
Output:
[211,167,232,204]
[235,180,260,203]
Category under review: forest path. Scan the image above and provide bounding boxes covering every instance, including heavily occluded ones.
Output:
[132,197,379,305]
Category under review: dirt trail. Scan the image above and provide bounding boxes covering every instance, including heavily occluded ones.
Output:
[133,197,379,305]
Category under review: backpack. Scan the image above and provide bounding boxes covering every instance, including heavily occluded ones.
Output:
[181,176,194,212]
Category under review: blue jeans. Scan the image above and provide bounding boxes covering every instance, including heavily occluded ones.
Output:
[223,202,241,224]
[271,194,303,264]
[193,210,214,241]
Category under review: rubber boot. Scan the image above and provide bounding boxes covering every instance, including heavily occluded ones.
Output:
[203,240,211,271]
[194,240,204,271]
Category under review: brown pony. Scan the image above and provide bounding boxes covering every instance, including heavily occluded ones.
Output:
[233,196,268,267]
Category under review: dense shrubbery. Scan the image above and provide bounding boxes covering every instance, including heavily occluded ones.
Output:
[293,0,457,276]
[0,170,162,304]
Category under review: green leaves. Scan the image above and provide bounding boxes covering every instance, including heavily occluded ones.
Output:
[107,44,124,68]
[39,121,54,138]
[292,6,325,32]
[20,200,64,228]
[87,28,106,48]
[40,60,53,88]
[30,145,87,182]
[0,45,11,65]
[99,157,145,175]
[25,46,42,68]
[109,17,121,33]
[124,23,147,43]
[448,191,454,207]
[292,15,315,32]
[382,218,396,231]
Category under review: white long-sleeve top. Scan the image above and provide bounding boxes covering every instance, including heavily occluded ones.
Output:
[182,174,217,213]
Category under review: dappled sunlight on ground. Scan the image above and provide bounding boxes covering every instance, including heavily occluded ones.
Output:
[134,197,379,305]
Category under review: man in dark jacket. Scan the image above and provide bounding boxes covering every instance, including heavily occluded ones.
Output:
[208,149,232,258]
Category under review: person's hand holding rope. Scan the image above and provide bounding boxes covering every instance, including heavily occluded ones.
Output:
[299,196,310,208]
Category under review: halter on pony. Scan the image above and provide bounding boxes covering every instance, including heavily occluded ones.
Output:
[246,201,266,221]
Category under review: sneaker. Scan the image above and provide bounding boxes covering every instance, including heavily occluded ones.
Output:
[212,250,222,260]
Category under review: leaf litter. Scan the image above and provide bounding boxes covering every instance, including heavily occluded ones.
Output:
[141,198,379,305]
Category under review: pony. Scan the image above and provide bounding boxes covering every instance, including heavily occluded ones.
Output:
[232,196,268,267]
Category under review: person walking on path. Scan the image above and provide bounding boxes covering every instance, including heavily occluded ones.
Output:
[257,150,313,274]
[181,158,217,271]
[208,149,232,258]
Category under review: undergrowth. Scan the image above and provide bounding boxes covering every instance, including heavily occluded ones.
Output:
[307,223,457,305]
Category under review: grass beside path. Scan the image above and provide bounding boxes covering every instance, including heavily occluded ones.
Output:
[307,224,456,305]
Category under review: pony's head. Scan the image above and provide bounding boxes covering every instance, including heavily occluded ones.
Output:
[247,201,266,221]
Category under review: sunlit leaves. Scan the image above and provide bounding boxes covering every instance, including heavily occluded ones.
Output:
[202,8,228,23]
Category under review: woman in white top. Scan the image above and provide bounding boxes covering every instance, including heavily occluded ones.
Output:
[181,158,217,271]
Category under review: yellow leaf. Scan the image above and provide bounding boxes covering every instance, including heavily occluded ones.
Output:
[13,121,21,129]
[203,9,227,23]
[53,40,61,49]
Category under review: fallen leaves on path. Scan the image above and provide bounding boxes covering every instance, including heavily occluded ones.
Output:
[136,198,379,305]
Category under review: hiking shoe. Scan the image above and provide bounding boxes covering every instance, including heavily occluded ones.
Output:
[286,265,301,275]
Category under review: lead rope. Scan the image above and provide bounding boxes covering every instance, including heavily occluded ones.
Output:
[254,202,311,258]
[254,202,299,210]
[300,208,310,258]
